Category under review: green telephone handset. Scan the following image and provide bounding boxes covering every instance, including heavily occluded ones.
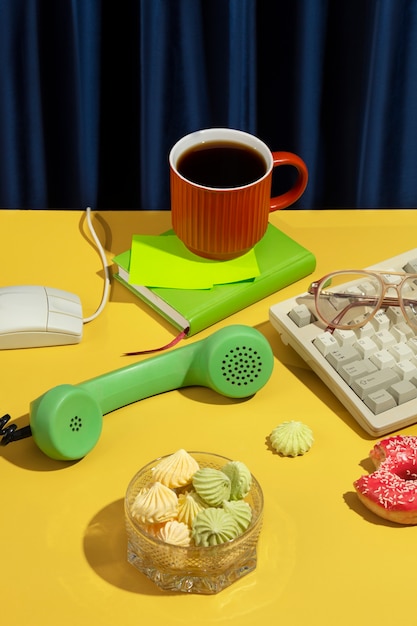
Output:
[28,325,274,461]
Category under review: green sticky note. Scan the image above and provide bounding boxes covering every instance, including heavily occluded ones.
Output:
[128,234,260,289]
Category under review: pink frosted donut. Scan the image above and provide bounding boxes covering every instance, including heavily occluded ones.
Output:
[354,435,417,524]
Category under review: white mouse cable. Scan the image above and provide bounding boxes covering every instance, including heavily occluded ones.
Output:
[82,207,111,324]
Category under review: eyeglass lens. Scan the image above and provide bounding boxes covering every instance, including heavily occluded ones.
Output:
[316,271,417,329]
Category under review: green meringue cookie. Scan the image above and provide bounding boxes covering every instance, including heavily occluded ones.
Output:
[192,467,231,506]
[191,507,240,546]
[221,460,252,500]
[222,499,252,532]
[270,420,314,457]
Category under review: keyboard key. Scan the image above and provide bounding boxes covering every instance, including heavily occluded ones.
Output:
[403,258,417,273]
[370,311,390,331]
[357,280,378,296]
[288,304,314,327]
[313,332,339,356]
[406,337,417,354]
[388,380,417,404]
[374,329,396,349]
[333,328,356,346]
[389,343,414,362]
[351,369,401,400]
[381,271,401,284]
[363,389,396,414]
[354,336,378,358]
[370,349,396,370]
[392,360,417,381]
[355,322,375,338]
[339,359,377,385]
[328,294,348,311]
[392,322,415,341]
[386,307,406,324]
[326,345,360,372]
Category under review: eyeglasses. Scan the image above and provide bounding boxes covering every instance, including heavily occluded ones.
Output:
[308,270,417,332]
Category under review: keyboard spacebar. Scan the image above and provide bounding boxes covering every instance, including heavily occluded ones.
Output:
[351,369,400,400]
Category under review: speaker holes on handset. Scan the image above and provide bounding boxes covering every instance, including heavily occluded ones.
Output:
[221,346,263,386]
[69,416,83,432]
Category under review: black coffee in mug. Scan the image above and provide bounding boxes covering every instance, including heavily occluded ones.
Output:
[177,141,267,188]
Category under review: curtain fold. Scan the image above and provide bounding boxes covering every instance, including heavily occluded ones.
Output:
[1,0,417,210]
[137,0,257,209]
[357,1,417,207]
[292,1,328,209]
[0,0,45,207]
[70,0,101,208]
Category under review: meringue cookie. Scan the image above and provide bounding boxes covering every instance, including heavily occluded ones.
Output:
[192,467,231,506]
[131,481,178,524]
[221,460,252,500]
[156,520,191,547]
[152,449,200,488]
[222,499,252,532]
[192,508,240,546]
[270,420,314,456]
[177,490,208,528]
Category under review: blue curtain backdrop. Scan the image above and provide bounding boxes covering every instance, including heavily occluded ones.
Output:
[1,0,417,210]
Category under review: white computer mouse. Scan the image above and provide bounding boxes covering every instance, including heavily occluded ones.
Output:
[0,285,83,349]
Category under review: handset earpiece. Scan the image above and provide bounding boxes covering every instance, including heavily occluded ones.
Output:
[30,324,274,461]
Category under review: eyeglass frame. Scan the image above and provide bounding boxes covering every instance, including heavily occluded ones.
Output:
[307,269,417,332]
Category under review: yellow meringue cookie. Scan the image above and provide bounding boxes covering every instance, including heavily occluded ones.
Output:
[152,449,200,488]
[156,520,191,547]
[131,481,178,524]
[270,420,314,457]
[177,490,208,528]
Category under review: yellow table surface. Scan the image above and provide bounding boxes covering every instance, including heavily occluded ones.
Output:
[2,209,417,626]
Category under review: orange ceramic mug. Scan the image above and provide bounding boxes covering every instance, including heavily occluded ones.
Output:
[169,128,308,260]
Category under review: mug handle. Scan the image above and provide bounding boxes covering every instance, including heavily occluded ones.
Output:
[270,151,308,211]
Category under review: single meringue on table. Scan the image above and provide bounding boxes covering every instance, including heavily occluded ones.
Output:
[270,420,314,457]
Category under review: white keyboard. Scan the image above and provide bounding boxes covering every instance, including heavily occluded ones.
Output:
[269,249,417,437]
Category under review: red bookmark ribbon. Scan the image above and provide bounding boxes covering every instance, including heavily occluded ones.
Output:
[122,328,189,356]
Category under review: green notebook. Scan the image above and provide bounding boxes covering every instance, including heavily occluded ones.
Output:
[113,224,316,336]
